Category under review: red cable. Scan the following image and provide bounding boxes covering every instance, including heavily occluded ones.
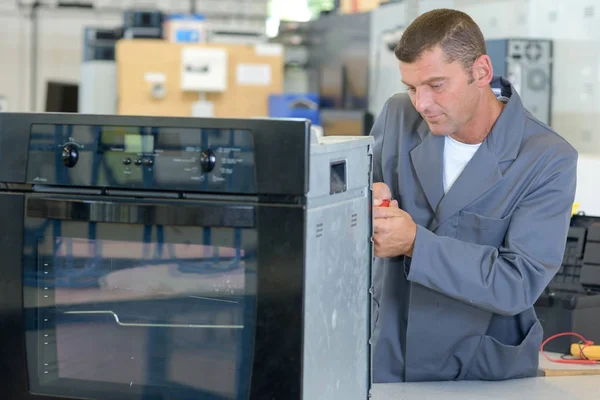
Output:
[540,332,599,365]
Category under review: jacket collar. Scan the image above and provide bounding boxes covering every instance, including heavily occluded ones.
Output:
[416,76,526,162]
[486,76,527,162]
[410,76,526,231]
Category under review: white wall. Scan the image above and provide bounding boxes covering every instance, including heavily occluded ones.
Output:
[575,155,600,217]
[457,0,530,38]
[368,1,407,116]
[0,8,30,112]
[0,6,123,113]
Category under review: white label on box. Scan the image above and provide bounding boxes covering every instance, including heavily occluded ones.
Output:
[255,43,283,57]
[236,64,271,86]
[144,72,166,83]
[181,47,228,92]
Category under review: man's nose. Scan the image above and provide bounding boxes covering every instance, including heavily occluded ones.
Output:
[414,88,432,113]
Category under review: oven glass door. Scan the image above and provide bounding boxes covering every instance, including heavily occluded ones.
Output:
[23,195,256,400]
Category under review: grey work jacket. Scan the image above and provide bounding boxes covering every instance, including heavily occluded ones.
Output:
[370,77,578,383]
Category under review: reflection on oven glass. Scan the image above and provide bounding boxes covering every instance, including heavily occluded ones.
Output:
[30,236,254,399]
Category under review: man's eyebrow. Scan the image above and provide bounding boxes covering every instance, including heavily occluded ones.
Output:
[402,77,446,86]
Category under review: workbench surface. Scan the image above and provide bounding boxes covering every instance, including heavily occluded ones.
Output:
[370,375,598,400]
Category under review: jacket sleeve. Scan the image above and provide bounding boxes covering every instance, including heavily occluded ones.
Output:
[406,150,578,316]
[369,99,391,183]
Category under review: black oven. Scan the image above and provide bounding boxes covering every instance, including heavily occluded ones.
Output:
[0,113,312,400]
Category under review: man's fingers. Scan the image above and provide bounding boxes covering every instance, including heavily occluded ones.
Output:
[374,206,404,219]
[373,182,392,201]
[373,207,392,218]
[374,198,394,207]
[373,218,388,233]
[373,219,382,233]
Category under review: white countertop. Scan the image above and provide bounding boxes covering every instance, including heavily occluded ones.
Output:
[370,376,598,400]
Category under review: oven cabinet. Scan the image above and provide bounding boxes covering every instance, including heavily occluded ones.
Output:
[0,193,305,400]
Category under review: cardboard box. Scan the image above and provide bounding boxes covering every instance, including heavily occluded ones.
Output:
[116,40,284,118]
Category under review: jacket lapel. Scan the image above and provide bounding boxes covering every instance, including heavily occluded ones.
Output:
[409,119,445,214]
[430,141,502,231]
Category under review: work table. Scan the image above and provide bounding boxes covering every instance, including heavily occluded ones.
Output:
[370,375,597,400]
[370,352,600,399]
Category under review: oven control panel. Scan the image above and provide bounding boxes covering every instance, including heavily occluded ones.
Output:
[25,124,256,194]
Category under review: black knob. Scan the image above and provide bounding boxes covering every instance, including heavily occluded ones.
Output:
[200,150,216,173]
[123,158,131,165]
[62,144,79,168]
[134,159,143,166]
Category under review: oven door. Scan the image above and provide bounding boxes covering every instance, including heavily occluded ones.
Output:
[3,193,304,400]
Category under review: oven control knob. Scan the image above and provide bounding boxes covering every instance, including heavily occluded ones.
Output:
[200,150,216,173]
[62,144,79,168]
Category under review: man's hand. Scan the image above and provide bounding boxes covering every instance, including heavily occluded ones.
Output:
[373,206,417,258]
[373,182,395,207]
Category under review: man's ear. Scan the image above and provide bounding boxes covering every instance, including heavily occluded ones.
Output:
[472,54,493,88]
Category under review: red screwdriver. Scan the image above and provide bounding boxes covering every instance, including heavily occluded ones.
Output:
[379,199,391,207]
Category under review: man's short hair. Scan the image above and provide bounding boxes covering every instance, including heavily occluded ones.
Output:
[395,8,486,75]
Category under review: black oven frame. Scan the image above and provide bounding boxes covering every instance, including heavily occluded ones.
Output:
[0,193,305,400]
[0,112,311,400]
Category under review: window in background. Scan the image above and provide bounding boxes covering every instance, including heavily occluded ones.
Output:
[267,0,314,37]
[308,0,335,18]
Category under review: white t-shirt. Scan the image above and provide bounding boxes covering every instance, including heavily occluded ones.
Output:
[443,135,482,194]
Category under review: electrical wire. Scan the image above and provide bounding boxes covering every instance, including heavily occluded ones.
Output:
[540,331,599,365]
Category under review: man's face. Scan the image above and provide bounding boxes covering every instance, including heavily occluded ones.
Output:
[399,46,479,136]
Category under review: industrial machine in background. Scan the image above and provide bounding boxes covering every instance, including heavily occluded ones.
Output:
[535,214,600,354]
[0,112,373,400]
[121,9,164,39]
[305,10,374,136]
[268,21,320,126]
[487,38,553,126]
[304,0,409,127]
[271,6,398,136]
[307,10,371,110]
[297,1,409,135]
[272,20,311,94]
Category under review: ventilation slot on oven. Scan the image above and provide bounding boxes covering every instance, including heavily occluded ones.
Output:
[316,223,324,238]
[351,213,358,227]
[330,160,347,194]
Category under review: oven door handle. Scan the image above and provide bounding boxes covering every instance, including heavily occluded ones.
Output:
[26,197,256,228]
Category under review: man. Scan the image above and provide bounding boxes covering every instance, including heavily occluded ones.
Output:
[369,9,577,383]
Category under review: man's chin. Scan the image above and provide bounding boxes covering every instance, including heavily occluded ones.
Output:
[427,124,448,136]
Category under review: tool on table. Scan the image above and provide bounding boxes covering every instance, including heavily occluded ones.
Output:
[570,342,600,361]
[541,332,600,364]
